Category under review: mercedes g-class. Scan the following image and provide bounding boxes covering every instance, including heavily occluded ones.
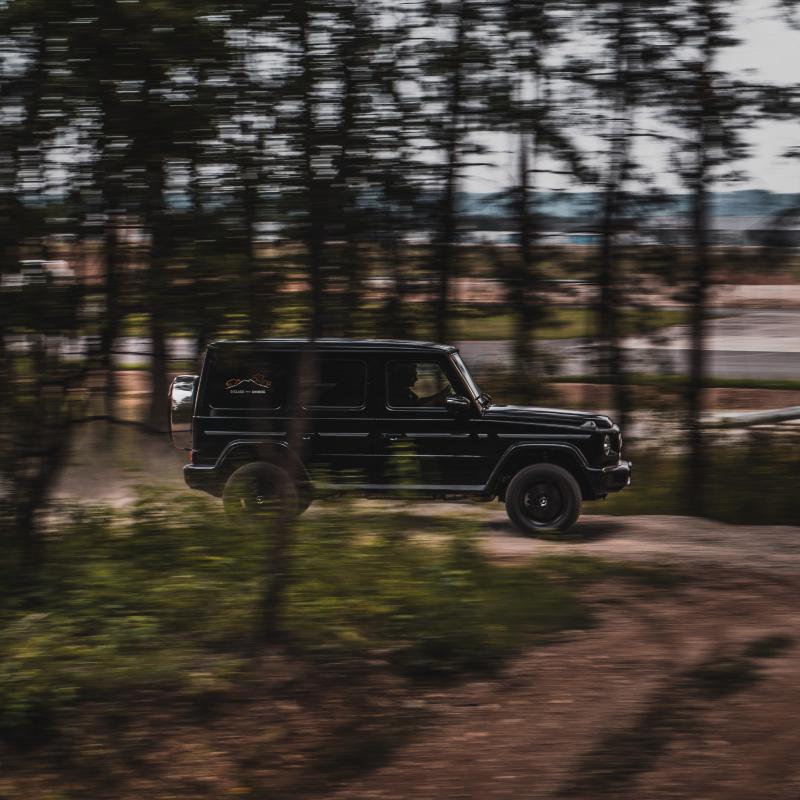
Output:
[169,339,631,534]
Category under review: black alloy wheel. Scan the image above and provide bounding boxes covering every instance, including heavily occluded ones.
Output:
[505,463,582,535]
[522,481,565,525]
[222,461,298,517]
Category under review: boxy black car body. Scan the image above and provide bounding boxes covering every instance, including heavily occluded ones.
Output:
[170,339,631,534]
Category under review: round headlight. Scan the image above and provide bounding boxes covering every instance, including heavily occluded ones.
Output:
[603,434,612,456]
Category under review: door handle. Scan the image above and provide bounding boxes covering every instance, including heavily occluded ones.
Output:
[382,433,406,442]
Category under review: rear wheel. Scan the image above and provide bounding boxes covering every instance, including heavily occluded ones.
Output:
[223,462,298,517]
[505,464,582,535]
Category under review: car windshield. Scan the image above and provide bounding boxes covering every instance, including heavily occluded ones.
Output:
[451,352,483,404]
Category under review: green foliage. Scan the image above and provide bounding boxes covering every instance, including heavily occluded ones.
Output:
[285,503,587,673]
[552,374,800,392]
[449,307,687,342]
[603,436,800,525]
[0,493,588,742]
[0,494,256,741]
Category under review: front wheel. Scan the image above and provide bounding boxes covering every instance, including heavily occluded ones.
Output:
[505,464,582,535]
[223,461,298,517]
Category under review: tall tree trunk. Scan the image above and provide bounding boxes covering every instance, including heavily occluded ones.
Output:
[340,79,362,336]
[597,5,631,428]
[686,58,712,517]
[96,11,122,420]
[384,234,411,338]
[14,345,77,575]
[261,0,323,641]
[242,158,262,340]
[298,1,325,341]
[100,210,120,417]
[146,158,168,431]
[513,105,542,393]
[434,4,466,345]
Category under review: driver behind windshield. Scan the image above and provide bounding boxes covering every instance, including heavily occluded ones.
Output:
[388,363,451,407]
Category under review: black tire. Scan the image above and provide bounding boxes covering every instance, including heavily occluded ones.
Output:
[223,461,298,517]
[505,464,582,535]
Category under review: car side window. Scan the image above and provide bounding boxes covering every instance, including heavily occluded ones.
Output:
[305,359,367,410]
[205,351,286,411]
[386,360,452,409]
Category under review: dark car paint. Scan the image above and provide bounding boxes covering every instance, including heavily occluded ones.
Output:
[181,339,631,502]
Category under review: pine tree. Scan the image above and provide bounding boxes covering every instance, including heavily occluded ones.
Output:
[661,0,756,514]
[573,0,681,426]
[495,0,582,394]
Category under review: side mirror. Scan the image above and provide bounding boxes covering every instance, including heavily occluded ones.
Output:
[445,395,472,418]
[168,375,198,450]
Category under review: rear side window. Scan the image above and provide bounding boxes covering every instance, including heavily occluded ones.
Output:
[305,359,367,409]
[205,350,287,411]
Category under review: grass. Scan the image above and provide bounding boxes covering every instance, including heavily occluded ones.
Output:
[0,492,595,746]
[116,306,686,345]
[553,373,800,392]
[450,307,686,341]
[601,438,800,525]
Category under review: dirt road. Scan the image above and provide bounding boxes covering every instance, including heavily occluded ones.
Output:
[324,509,800,800]
[477,510,800,576]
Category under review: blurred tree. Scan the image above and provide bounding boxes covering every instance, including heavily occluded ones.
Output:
[413,0,496,344]
[0,3,87,568]
[571,0,682,427]
[59,1,230,426]
[663,0,755,514]
[362,3,434,338]
[494,0,583,395]
[758,2,800,258]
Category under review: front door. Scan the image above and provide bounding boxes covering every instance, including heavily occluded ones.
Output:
[374,357,491,490]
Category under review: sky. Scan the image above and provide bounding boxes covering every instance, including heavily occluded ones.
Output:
[464,0,800,194]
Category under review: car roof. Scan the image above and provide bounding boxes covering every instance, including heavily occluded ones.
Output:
[207,338,458,355]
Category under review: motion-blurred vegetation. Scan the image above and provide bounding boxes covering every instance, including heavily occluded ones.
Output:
[602,435,800,525]
[0,492,590,746]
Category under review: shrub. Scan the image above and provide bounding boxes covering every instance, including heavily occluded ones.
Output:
[0,493,588,741]
[284,502,586,673]
[602,436,800,525]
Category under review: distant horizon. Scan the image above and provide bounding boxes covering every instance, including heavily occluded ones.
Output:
[457,188,800,223]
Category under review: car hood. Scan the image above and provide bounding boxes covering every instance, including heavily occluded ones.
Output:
[483,404,613,429]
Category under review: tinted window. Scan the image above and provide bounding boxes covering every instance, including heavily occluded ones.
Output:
[386,361,451,409]
[205,351,287,410]
[306,359,366,409]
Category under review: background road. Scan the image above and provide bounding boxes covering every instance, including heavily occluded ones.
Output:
[36,308,799,380]
[461,309,800,379]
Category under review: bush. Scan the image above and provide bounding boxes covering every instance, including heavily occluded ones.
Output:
[285,502,586,673]
[0,493,588,741]
[603,435,800,524]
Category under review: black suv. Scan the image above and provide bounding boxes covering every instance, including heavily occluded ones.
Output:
[169,339,631,534]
